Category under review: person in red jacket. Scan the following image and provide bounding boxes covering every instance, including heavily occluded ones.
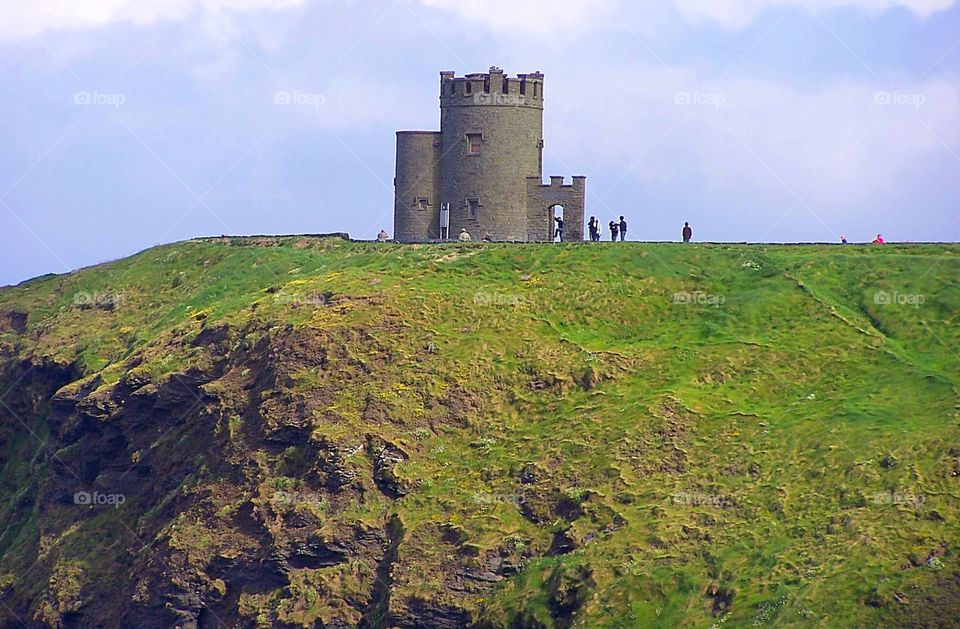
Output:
[682,222,692,243]
[872,234,885,244]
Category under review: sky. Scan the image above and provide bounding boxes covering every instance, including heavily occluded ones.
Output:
[1,0,958,286]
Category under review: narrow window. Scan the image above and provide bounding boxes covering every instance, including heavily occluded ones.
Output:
[467,198,480,220]
[465,82,472,95]
[467,133,481,155]
[415,197,429,211]
[449,82,456,96]
[519,79,526,95]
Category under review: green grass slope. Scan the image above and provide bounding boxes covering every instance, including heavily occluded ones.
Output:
[0,237,958,627]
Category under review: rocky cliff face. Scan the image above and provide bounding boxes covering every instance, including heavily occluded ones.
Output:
[0,320,521,627]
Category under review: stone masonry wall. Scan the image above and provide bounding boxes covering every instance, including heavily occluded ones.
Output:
[526,176,586,242]
[393,131,442,241]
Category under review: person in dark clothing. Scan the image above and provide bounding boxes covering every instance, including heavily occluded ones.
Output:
[618,216,627,241]
[588,216,598,241]
[682,222,692,243]
[554,216,564,242]
[609,221,619,241]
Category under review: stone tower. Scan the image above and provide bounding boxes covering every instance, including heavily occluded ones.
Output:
[393,67,585,242]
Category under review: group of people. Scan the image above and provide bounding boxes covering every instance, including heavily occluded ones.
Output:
[380,220,697,243]
[555,215,632,242]
[586,216,630,242]
[585,217,694,243]
[840,234,886,244]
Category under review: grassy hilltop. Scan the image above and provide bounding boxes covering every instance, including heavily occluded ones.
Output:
[0,236,958,628]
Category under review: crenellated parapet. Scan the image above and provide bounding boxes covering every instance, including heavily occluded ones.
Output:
[440,67,544,110]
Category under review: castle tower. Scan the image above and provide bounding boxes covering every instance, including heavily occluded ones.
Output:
[439,67,544,242]
[393,67,585,242]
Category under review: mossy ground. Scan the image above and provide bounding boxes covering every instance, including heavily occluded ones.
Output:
[1,237,958,627]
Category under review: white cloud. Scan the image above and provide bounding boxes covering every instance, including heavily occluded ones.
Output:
[674,0,956,28]
[416,0,955,33]
[0,0,306,43]
[546,65,960,226]
[6,0,953,44]
[414,0,616,35]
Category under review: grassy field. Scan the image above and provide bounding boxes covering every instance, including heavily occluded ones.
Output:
[0,237,958,627]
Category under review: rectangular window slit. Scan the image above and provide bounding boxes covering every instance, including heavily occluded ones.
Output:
[467,133,481,155]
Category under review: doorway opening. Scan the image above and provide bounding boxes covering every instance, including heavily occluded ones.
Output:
[550,205,565,242]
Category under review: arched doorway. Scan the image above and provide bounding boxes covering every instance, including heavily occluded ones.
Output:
[550,204,564,242]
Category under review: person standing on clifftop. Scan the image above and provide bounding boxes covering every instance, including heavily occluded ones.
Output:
[376,229,389,242]
[609,221,619,242]
[619,216,627,242]
[588,216,598,241]
[682,222,692,243]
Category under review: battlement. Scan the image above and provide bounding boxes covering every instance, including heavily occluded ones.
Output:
[440,67,544,109]
[527,175,586,191]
